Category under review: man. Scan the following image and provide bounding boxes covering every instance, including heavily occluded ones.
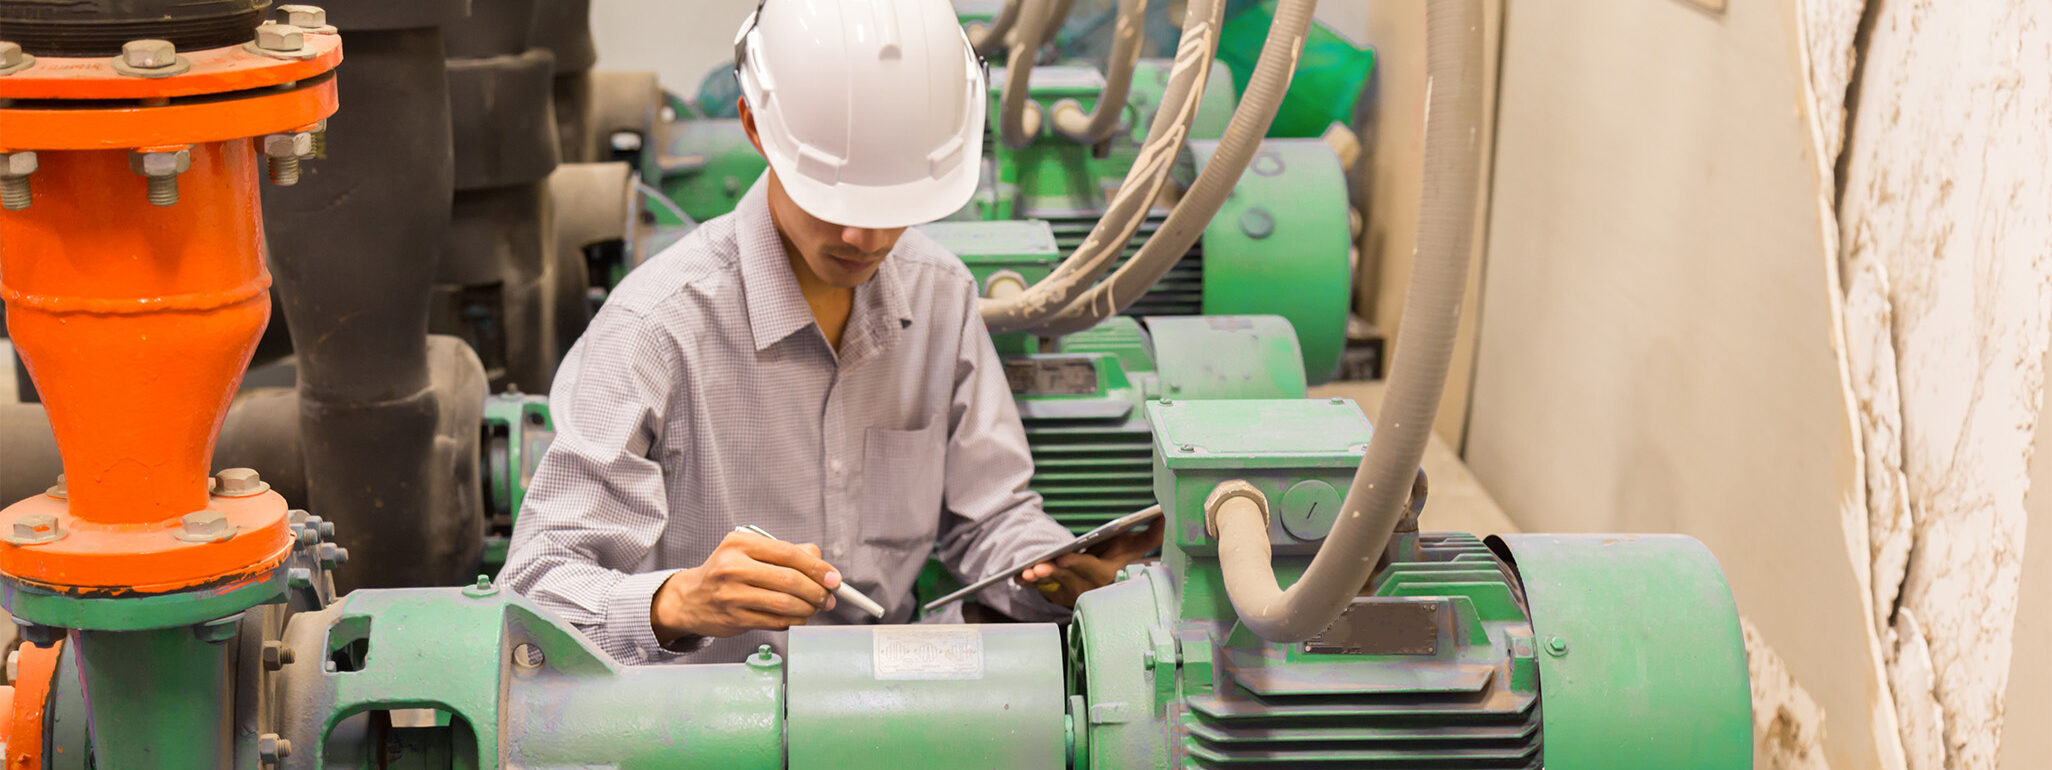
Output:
[501,0,1161,664]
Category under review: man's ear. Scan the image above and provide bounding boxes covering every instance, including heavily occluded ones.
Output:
[738,97,766,157]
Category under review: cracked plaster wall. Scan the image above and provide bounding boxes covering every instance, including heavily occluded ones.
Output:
[1826,0,2052,766]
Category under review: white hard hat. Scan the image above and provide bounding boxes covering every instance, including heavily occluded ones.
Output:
[734,0,988,229]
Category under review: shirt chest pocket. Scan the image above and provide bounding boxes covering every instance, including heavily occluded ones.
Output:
[860,422,946,551]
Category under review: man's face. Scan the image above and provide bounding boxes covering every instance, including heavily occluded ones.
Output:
[740,99,907,289]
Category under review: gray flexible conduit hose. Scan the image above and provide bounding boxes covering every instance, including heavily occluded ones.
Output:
[1050,0,1149,145]
[970,0,1023,56]
[980,0,1224,332]
[1024,0,1320,336]
[998,0,1069,151]
[1214,0,1487,642]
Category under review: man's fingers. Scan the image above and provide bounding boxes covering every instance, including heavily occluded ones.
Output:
[1061,552,1124,585]
[729,586,822,621]
[1016,562,1055,585]
[730,535,840,588]
[739,564,832,607]
[730,608,808,632]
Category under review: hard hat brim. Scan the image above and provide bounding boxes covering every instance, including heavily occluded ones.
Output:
[766,139,984,230]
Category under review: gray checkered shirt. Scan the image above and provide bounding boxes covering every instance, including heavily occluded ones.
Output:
[500,177,1073,665]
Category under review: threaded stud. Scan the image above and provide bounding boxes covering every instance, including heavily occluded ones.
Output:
[0,176,29,210]
[268,155,302,186]
[146,175,179,206]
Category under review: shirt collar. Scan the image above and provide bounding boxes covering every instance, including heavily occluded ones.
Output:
[735,174,916,359]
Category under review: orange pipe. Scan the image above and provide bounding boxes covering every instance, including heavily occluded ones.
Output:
[2,641,62,769]
[0,143,270,525]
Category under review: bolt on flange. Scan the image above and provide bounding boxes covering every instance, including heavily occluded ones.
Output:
[0,151,35,211]
[262,132,314,186]
[174,510,237,543]
[213,467,271,497]
[0,41,37,77]
[5,513,66,546]
[129,147,191,206]
[110,39,191,78]
[278,4,335,31]
[247,21,318,60]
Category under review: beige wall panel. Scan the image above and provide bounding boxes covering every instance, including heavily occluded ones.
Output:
[1465,1,1887,767]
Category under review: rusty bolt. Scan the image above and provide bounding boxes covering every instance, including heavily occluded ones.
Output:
[258,733,293,763]
[214,467,265,496]
[319,542,349,568]
[181,510,232,539]
[279,4,328,28]
[8,514,62,545]
[261,641,296,670]
[255,22,304,53]
[122,39,178,69]
[0,41,23,69]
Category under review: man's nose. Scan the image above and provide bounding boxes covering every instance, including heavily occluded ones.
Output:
[840,227,895,254]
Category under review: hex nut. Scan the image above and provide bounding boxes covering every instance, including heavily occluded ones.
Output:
[258,733,293,762]
[255,22,305,52]
[261,641,296,670]
[279,4,328,28]
[182,510,232,537]
[122,39,177,69]
[1,151,36,176]
[214,467,267,496]
[0,41,22,69]
[132,149,192,177]
[1203,479,1271,539]
[262,132,313,159]
[7,514,63,545]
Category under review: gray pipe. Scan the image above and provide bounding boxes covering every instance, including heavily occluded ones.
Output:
[1213,0,1486,642]
[1027,0,1320,336]
[980,0,1223,332]
[1049,0,1148,145]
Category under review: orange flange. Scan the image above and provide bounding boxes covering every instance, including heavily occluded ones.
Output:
[2,640,63,770]
[0,31,341,102]
[0,29,339,596]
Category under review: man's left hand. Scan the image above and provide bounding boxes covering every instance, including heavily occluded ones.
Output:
[1015,518,1166,608]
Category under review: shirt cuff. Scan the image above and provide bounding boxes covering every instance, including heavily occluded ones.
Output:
[605,568,689,662]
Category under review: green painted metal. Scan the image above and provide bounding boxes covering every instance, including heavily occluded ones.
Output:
[1147,315,1310,399]
[1190,139,1353,384]
[74,623,237,768]
[2,568,287,631]
[481,390,555,577]
[1216,0,1377,138]
[1018,316,1306,533]
[785,624,1066,769]
[1069,564,1178,770]
[274,583,785,768]
[44,640,92,769]
[1488,534,1753,769]
[652,119,767,225]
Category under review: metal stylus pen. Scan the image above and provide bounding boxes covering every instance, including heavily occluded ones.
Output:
[733,524,887,619]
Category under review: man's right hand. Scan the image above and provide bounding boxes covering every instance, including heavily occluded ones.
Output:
[651,531,840,644]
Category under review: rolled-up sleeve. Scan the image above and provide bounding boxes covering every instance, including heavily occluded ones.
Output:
[499,305,698,663]
[932,298,1075,622]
